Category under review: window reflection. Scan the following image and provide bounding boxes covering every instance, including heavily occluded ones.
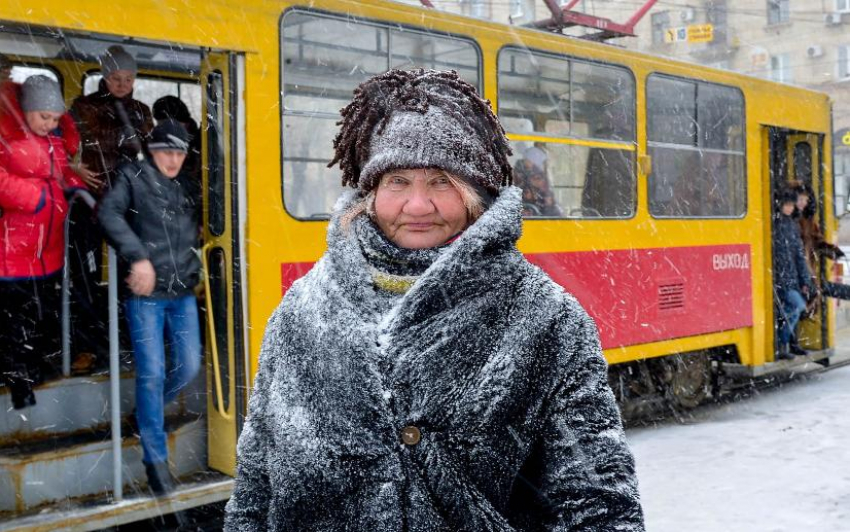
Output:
[498,48,636,219]
[510,141,635,219]
[647,75,746,218]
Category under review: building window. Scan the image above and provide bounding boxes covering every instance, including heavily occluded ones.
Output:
[840,46,850,78]
[838,0,850,13]
[469,0,488,19]
[510,0,524,19]
[651,11,671,45]
[767,0,790,25]
[769,53,791,83]
[647,75,746,218]
[498,48,637,219]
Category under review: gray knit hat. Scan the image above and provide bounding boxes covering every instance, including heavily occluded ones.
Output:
[20,75,65,113]
[358,106,502,194]
[329,69,513,196]
[100,45,137,77]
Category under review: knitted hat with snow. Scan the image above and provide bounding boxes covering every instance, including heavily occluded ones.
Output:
[20,75,65,113]
[329,69,513,196]
[148,119,189,152]
[100,45,137,77]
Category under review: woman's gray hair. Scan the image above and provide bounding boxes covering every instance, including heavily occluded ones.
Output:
[340,170,485,233]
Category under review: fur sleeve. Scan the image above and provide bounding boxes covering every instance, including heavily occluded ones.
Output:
[536,301,645,531]
[224,303,286,531]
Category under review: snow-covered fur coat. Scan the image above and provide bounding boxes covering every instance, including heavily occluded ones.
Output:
[224,187,644,531]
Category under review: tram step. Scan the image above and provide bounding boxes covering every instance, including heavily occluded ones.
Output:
[722,349,833,378]
[0,372,205,447]
[0,414,207,514]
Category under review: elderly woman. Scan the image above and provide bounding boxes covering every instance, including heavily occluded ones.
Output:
[224,70,643,531]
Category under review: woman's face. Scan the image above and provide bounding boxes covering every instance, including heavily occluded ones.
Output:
[24,110,62,137]
[374,168,469,249]
[797,193,810,211]
[104,70,136,98]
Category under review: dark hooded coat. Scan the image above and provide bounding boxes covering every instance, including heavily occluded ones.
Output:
[224,187,643,531]
[773,212,813,294]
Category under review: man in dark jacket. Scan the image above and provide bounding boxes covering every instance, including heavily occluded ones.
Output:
[98,119,201,495]
[773,186,813,360]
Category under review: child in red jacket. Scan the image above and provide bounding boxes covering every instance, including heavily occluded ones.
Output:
[0,75,87,409]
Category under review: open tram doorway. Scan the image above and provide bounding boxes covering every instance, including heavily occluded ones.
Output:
[766,127,829,354]
[0,25,244,522]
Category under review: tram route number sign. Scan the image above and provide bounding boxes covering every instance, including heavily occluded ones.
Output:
[665,24,714,44]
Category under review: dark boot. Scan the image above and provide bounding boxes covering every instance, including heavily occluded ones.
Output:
[789,339,808,357]
[7,365,36,410]
[776,344,794,361]
[145,462,174,496]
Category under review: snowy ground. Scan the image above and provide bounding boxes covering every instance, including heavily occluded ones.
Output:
[627,358,850,531]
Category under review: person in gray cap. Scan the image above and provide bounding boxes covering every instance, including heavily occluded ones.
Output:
[224,69,644,532]
[0,75,87,409]
[67,44,153,375]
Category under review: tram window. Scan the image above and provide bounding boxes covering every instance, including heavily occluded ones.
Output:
[647,75,746,218]
[510,141,635,218]
[571,61,635,142]
[83,73,202,124]
[207,71,226,237]
[10,65,60,85]
[497,49,636,143]
[390,28,479,85]
[794,142,813,184]
[497,49,570,135]
[282,114,341,219]
[281,10,481,219]
[498,47,636,219]
[647,77,696,146]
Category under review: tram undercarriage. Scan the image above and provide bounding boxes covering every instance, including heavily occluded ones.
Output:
[612,344,834,422]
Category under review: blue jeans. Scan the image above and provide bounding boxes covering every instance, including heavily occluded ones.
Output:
[778,288,807,345]
[125,294,201,465]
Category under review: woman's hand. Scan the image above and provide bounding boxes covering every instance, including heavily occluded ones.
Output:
[72,162,104,192]
[127,259,156,296]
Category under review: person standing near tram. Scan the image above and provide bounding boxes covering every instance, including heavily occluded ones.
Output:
[67,45,154,374]
[0,76,88,409]
[98,119,202,495]
[225,69,644,531]
[773,186,815,360]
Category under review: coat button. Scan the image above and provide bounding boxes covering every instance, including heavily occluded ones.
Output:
[400,425,421,446]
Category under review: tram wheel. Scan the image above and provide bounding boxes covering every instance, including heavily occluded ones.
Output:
[665,352,711,410]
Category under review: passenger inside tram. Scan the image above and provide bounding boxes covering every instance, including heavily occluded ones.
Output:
[0,37,210,504]
[66,45,155,375]
[773,185,814,360]
[153,95,202,184]
[512,146,563,217]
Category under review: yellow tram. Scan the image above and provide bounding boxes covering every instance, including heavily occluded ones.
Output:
[0,0,839,528]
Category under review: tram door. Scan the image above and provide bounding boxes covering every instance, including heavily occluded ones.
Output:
[201,51,242,475]
[788,133,827,350]
[767,129,826,351]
